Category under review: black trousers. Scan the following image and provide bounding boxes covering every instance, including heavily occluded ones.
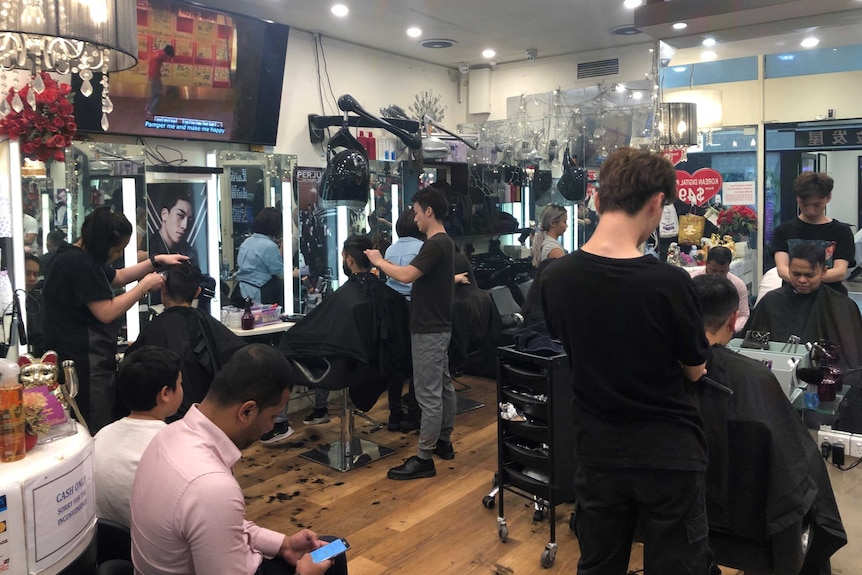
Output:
[573,466,714,575]
[256,536,348,575]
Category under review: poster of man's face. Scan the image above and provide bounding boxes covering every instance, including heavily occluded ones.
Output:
[146,182,208,274]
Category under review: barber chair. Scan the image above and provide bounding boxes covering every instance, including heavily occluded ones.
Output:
[489,285,523,347]
[97,560,134,575]
[295,358,395,472]
[96,518,132,564]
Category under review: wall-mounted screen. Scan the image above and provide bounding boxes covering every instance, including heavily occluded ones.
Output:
[74,0,289,145]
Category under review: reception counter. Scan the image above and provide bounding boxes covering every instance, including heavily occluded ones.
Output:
[0,423,95,574]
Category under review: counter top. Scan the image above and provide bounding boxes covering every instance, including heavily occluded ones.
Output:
[228,321,295,337]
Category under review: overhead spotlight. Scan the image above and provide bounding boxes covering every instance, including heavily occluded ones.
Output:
[331,4,349,17]
[623,0,643,7]
[801,37,820,48]
[673,22,688,30]
[482,48,496,58]
[703,38,716,47]
[632,91,643,100]
[701,50,717,61]
[407,27,422,38]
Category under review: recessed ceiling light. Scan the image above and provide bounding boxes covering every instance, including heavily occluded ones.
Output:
[701,50,717,61]
[672,22,687,30]
[407,27,422,38]
[623,0,643,8]
[482,48,496,59]
[331,4,348,17]
[632,91,643,100]
[800,37,819,48]
[702,38,716,47]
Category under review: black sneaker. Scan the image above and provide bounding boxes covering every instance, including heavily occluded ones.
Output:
[387,456,436,480]
[433,440,455,460]
[400,418,420,432]
[303,409,330,425]
[260,421,295,444]
[387,416,402,431]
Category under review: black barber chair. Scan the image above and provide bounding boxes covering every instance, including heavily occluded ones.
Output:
[295,357,396,472]
[489,285,523,348]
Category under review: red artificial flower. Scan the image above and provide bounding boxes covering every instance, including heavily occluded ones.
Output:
[0,71,77,163]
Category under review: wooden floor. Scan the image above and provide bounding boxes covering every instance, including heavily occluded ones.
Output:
[237,375,860,575]
[237,375,634,575]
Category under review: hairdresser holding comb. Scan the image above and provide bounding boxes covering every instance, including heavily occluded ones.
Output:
[43,206,188,433]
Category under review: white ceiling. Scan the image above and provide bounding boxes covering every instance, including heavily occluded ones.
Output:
[198,0,862,70]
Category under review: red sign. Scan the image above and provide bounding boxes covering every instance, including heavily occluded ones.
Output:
[662,148,687,166]
[675,168,723,206]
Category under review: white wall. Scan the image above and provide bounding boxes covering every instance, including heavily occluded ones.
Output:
[480,43,655,122]
[821,150,859,228]
[275,30,464,166]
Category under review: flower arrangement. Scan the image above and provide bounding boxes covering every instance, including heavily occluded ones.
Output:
[0,72,76,163]
[717,205,757,239]
[23,391,50,435]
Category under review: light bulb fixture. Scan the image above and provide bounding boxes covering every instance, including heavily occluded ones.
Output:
[673,22,688,30]
[407,27,422,38]
[800,37,820,48]
[659,102,698,147]
[0,0,137,130]
[331,4,349,17]
[482,48,496,59]
[702,38,716,47]
[623,0,643,8]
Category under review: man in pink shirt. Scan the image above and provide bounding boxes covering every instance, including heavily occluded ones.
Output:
[131,344,348,575]
[689,246,749,333]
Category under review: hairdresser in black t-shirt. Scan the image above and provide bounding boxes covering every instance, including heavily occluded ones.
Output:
[43,207,188,433]
[542,148,712,575]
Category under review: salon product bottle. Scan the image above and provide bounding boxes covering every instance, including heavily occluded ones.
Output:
[0,360,24,462]
[357,131,369,155]
[241,298,255,330]
[366,130,377,160]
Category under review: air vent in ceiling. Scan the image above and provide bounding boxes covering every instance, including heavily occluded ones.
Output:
[421,38,457,49]
[578,58,620,79]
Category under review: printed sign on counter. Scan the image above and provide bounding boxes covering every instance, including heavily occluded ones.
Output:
[0,490,26,574]
[23,441,95,571]
[722,181,756,206]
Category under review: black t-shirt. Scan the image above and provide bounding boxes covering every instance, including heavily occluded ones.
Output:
[541,250,710,471]
[770,217,855,294]
[408,232,454,333]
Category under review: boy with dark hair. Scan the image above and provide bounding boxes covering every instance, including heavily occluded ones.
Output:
[542,147,713,574]
[771,171,855,294]
[94,345,183,527]
[131,263,246,421]
[365,185,456,480]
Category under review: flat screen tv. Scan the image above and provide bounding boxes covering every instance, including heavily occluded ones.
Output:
[74,0,289,145]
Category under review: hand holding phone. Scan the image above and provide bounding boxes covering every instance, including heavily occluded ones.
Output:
[309,538,350,563]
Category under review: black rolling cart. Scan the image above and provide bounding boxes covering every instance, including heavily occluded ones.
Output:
[494,345,575,568]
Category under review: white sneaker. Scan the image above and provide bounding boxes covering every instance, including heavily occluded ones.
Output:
[260,422,295,444]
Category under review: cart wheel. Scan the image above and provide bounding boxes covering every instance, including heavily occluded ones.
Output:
[498,525,508,543]
[482,495,495,509]
[533,508,545,522]
[569,511,577,533]
[541,547,556,568]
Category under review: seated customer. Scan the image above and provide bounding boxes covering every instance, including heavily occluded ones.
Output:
[693,275,846,573]
[280,235,410,415]
[132,344,347,575]
[688,246,749,332]
[95,346,183,527]
[130,262,246,421]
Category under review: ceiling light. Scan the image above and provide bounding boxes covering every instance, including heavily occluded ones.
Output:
[800,37,820,48]
[702,38,716,47]
[407,27,422,38]
[701,51,717,61]
[623,0,643,8]
[331,4,349,17]
[672,22,688,30]
[632,91,643,100]
[614,84,626,92]
[482,48,496,59]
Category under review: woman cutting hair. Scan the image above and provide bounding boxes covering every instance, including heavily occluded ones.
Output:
[235,207,284,306]
[43,206,188,433]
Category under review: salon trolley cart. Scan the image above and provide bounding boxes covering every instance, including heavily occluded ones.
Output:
[493,345,575,568]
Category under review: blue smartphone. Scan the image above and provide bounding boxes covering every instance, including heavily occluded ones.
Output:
[310,538,350,563]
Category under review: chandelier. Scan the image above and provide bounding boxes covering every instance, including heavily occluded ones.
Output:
[0,0,138,130]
